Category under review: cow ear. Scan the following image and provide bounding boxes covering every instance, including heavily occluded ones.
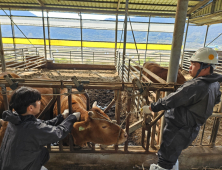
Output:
[88,111,94,117]
[92,101,97,108]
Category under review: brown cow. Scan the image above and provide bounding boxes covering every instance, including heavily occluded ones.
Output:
[0,73,127,147]
[53,89,127,147]
[0,72,53,146]
[142,62,186,84]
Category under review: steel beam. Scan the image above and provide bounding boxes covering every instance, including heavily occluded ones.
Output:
[115,14,118,65]
[79,12,83,64]
[0,23,6,72]
[0,6,176,17]
[42,10,47,59]
[188,0,209,14]
[203,25,209,47]
[145,16,151,61]
[9,9,16,54]
[47,11,52,58]
[160,0,189,144]
[122,0,129,82]
[181,17,190,69]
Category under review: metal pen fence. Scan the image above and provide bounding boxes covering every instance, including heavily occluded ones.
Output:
[52,50,115,65]
[117,53,222,148]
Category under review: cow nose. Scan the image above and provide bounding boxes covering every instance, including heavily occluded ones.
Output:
[124,132,128,138]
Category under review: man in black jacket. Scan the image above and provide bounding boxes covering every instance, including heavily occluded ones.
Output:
[143,47,222,170]
[0,86,80,170]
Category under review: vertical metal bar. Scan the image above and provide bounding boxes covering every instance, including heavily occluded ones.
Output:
[115,14,118,66]
[79,12,83,64]
[124,93,131,152]
[181,17,189,69]
[129,17,138,56]
[127,59,130,82]
[56,88,63,152]
[67,87,74,152]
[42,10,47,59]
[47,11,52,59]
[0,23,6,72]
[161,0,189,145]
[209,117,220,148]
[93,52,94,64]
[70,51,71,64]
[204,25,209,47]
[122,0,129,83]
[151,91,160,148]
[145,126,151,152]
[200,123,206,146]
[114,90,121,152]
[145,16,151,62]
[9,9,16,58]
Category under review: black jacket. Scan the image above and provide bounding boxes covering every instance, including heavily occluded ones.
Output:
[151,73,222,127]
[0,111,77,170]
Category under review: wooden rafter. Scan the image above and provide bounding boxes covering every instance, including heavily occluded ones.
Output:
[117,0,121,11]
[188,0,210,14]
[36,0,44,6]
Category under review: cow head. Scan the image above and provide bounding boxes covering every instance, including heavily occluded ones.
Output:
[72,110,127,147]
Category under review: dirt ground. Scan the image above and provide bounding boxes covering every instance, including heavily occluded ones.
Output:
[16,68,222,170]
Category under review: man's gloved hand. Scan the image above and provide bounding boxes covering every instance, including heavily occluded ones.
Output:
[141,105,152,114]
[72,112,81,121]
[62,109,69,119]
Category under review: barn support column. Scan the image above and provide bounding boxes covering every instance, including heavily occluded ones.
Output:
[160,0,189,144]
[115,14,118,66]
[42,9,47,59]
[204,25,209,47]
[0,23,6,72]
[79,12,83,63]
[181,17,189,69]
[9,9,16,57]
[122,0,129,82]
[145,15,151,62]
[47,11,52,59]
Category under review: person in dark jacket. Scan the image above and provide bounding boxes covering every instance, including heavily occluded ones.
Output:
[0,86,80,170]
[142,47,222,170]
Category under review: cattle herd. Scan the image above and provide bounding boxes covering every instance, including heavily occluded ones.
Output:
[0,62,186,148]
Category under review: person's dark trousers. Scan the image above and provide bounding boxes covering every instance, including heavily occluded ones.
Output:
[158,120,199,169]
[32,147,50,170]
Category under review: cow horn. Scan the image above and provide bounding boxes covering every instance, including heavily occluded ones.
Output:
[92,101,97,107]
[88,111,94,117]
[111,120,117,124]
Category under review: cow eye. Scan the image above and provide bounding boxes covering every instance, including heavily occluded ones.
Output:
[102,126,107,128]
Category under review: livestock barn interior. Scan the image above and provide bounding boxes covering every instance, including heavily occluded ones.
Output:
[0,0,222,169]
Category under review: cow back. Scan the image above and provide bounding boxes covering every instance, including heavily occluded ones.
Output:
[142,62,186,84]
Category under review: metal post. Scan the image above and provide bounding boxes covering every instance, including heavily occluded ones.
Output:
[145,16,151,62]
[115,14,118,65]
[122,0,129,83]
[160,0,189,145]
[204,25,209,47]
[181,17,189,69]
[70,51,71,64]
[0,23,6,72]
[10,9,16,58]
[42,10,47,59]
[47,11,52,58]
[79,12,83,64]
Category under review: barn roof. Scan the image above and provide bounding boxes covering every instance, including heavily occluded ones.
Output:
[0,0,221,25]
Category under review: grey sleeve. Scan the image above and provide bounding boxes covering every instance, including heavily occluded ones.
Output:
[151,82,199,112]
[215,90,221,105]
[32,114,77,146]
